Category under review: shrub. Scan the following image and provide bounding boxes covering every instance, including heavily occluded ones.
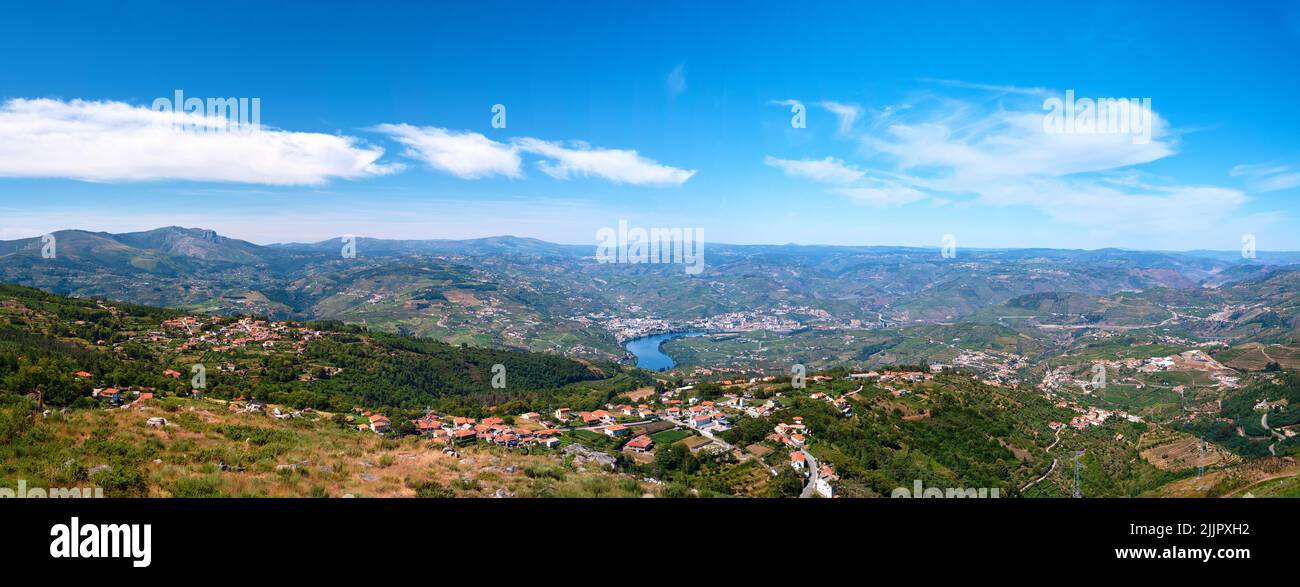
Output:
[171,476,223,498]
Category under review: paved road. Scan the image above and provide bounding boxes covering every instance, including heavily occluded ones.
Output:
[563,418,655,432]
[799,449,819,498]
[1262,412,1285,456]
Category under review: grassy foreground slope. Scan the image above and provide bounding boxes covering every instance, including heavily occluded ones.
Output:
[0,394,647,498]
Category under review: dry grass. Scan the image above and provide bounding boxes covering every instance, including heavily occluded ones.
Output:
[1140,435,1237,471]
[625,387,656,401]
[6,398,651,498]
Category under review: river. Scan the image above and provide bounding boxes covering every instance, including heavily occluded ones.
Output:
[624,331,705,371]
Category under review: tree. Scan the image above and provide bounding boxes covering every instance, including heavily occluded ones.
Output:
[770,466,805,497]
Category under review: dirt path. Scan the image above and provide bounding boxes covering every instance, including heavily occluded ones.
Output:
[1020,427,1065,493]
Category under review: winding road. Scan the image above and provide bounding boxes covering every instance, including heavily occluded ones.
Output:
[1262,412,1286,456]
[799,449,820,498]
[1020,426,1065,493]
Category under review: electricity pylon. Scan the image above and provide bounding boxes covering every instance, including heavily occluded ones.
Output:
[1072,450,1084,498]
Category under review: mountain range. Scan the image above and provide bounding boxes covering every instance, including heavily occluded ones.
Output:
[3,226,1299,364]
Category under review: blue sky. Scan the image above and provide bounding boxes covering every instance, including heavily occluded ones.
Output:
[1,0,1298,250]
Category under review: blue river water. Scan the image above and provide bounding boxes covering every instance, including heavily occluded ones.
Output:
[624,331,705,371]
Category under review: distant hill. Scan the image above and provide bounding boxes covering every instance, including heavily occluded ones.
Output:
[0,283,638,412]
[2,226,1298,362]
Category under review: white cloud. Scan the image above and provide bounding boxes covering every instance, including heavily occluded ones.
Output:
[373,125,694,187]
[764,156,865,184]
[0,98,397,185]
[764,155,931,207]
[867,109,1174,185]
[1230,162,1289,177]
[373,123,521,179]
[767,89,1270,237]
[1230,162,1300,192]
[818,101,860,134]
[854,99,1257,233]
[767,99,859,134]
[1256,173,1300,192]
[919,78,1052,97]
[515,138,696,186]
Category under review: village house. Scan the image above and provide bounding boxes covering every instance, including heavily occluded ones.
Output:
[604,424,629,438]
[412,412,442,435]
[790,451,806,471]
[368,414,391,434]
[815,465,839,498]
[689,414,715,430]
[625,434,654,452]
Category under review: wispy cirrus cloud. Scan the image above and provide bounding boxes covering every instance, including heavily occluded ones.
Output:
[831,184,929,206]
[0,98,399,185]
[855,90,1255,237]
[764,156,864,184]
[767,99,860,134]
[865,108,1174,184]
[763,155,934,207]
[1231,161,1300,192]
[765,83,1271,237]
[666,63,687,98]
[919,78,1053,97]
[817,101,860,134]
